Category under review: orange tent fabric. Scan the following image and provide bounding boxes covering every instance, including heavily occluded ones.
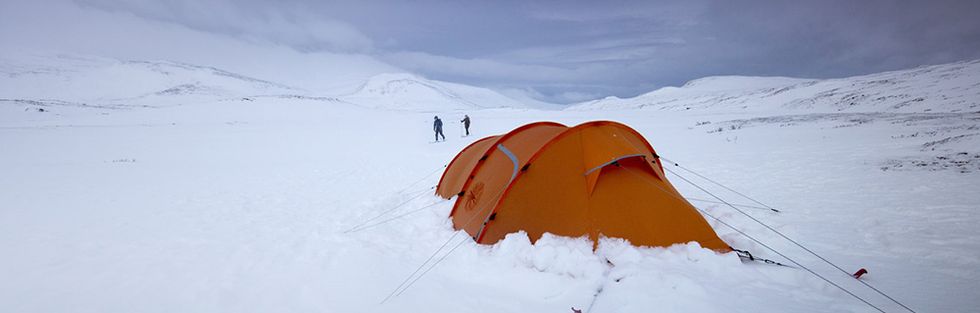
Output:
[436,121,730,251]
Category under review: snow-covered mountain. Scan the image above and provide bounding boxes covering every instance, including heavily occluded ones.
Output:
[0,53,539,112]
[339,73,532,111]
[570,59,980,113]
[0,53,299,108]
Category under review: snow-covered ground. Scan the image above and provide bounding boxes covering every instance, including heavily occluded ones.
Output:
[1,57,979,313]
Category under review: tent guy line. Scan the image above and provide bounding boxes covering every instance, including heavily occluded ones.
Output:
[346,197,449,233]
[603,121,906,311]
[597,125,780,214]
[622,166,889,313]
[393,235,469,298]
[684,197,773,211]
[659,156,782,213]
[342,187,433,233]
[661,165,917,313]
[380,184,510,304]
[343,164,447,233]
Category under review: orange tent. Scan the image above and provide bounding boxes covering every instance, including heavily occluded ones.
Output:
[436,121,730,251]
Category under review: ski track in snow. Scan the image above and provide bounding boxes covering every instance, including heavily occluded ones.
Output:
[2,57,980,313]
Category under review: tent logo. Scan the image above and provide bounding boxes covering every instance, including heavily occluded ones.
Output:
[464,182,484,211]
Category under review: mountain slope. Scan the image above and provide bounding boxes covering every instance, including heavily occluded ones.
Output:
[1,53,540,112]
[570,60,980,113]
[339,73,532,111]
[0,53,299,108]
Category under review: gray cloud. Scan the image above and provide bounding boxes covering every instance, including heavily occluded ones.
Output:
[0,0,397,92]
[78,0,375,53]
[17,0,980,103]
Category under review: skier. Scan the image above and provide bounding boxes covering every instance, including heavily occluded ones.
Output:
[461,115,471,136]
[433,116,445,142]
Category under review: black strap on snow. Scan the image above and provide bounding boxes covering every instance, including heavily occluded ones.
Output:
[733,248,793,268]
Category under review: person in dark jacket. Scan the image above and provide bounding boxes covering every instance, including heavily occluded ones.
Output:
[433,116,445,141]
[461,115,471,136]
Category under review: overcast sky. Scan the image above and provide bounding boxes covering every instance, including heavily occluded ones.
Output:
[11,0,980,103]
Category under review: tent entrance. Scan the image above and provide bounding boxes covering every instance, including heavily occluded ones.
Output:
[585,154,659,194]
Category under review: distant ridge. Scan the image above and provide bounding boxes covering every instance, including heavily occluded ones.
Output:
[569,60,980,113]
[0,53,545,111]
[339,73,532,111]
